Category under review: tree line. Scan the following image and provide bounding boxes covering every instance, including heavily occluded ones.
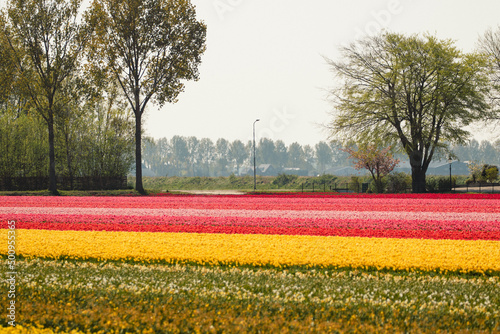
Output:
[0,0,206,193]
[142,135,500,177]
[0,86,135,185]
[142,136,350,177]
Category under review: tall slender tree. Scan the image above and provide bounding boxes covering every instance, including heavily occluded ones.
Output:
[0,14,18,109]
[287,142,305,168]
[88,0,206,194]
[315,141,333,174]
[187,136,200,176]
[171,135,188,175]
[199,138,215,176]
[257,138,276,166]
[229,139,247,174]
[215,138,230,176]
[479,26,500,118]
[274,140,288,169]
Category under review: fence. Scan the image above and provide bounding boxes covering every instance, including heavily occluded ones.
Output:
[297,181,500,194]
[452,182,500,194]
[298,181,371,193]
[0,176,128,191]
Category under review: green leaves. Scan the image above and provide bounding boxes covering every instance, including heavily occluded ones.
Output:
[89,0,207,115]
[2,0,93,193]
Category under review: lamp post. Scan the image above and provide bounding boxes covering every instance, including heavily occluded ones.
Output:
[253,119,260,191]
[448,157,453,192]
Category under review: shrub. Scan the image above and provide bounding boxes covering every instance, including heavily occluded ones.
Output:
[272,173,298,187]
[385,172,411,193]
[349,176,361,192]
[482,165,499,183]
[314,174,338,184]
[426,176,456,192]
[467,163,499,184]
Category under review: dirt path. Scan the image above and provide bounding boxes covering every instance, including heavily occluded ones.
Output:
[172,190,246,195]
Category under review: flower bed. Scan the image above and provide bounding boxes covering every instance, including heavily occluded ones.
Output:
[1,193,499,273]
[2,258,499,333]
[1,193,499,332]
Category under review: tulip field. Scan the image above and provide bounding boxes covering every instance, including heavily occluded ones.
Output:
[1,193,500,333]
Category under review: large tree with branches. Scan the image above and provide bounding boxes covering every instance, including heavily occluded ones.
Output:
[87,0,206,194]
[326,33,492,193]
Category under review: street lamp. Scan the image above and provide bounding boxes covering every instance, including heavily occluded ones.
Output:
[448,157,453,192]
[253,119,260,191]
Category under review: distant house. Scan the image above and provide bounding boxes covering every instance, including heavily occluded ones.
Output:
[325,166,366,176]
[257,164,278,176]
[395,160,470,176]
[238,166,253,176]
[282,167,308,176]
[427,161,470,176]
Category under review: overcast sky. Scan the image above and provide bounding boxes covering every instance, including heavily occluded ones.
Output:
[3,0,500,145]
[143,0,500,146]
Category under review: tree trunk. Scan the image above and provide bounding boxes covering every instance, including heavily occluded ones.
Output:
[408,149,427,193]
[411,166,426,193]
[135,113,145,194]
[64,131,74,190]
[48,115,58,195]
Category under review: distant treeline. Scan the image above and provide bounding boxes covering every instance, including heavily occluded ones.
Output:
[142,136,500,177]
[141,136,346,177]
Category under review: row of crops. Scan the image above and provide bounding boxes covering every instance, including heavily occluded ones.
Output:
[1,193,499,332]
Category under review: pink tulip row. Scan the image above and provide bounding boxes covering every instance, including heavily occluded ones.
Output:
[2,207,499,223]
[4,219,498,240]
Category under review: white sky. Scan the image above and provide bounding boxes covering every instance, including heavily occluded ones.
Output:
[144,0,500,145]
[2,0,500,145]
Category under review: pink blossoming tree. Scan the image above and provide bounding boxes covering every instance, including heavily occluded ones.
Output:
[344,145,399,193]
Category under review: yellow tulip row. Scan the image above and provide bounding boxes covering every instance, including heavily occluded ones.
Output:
[1,326,88,334]
[3,229,500,273]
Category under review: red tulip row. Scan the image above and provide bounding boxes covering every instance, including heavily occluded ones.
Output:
[8,220,499,240]
[3,207,499,222]
[2,212,499,240]
[2,213,499,231]
[152,192,500,199]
